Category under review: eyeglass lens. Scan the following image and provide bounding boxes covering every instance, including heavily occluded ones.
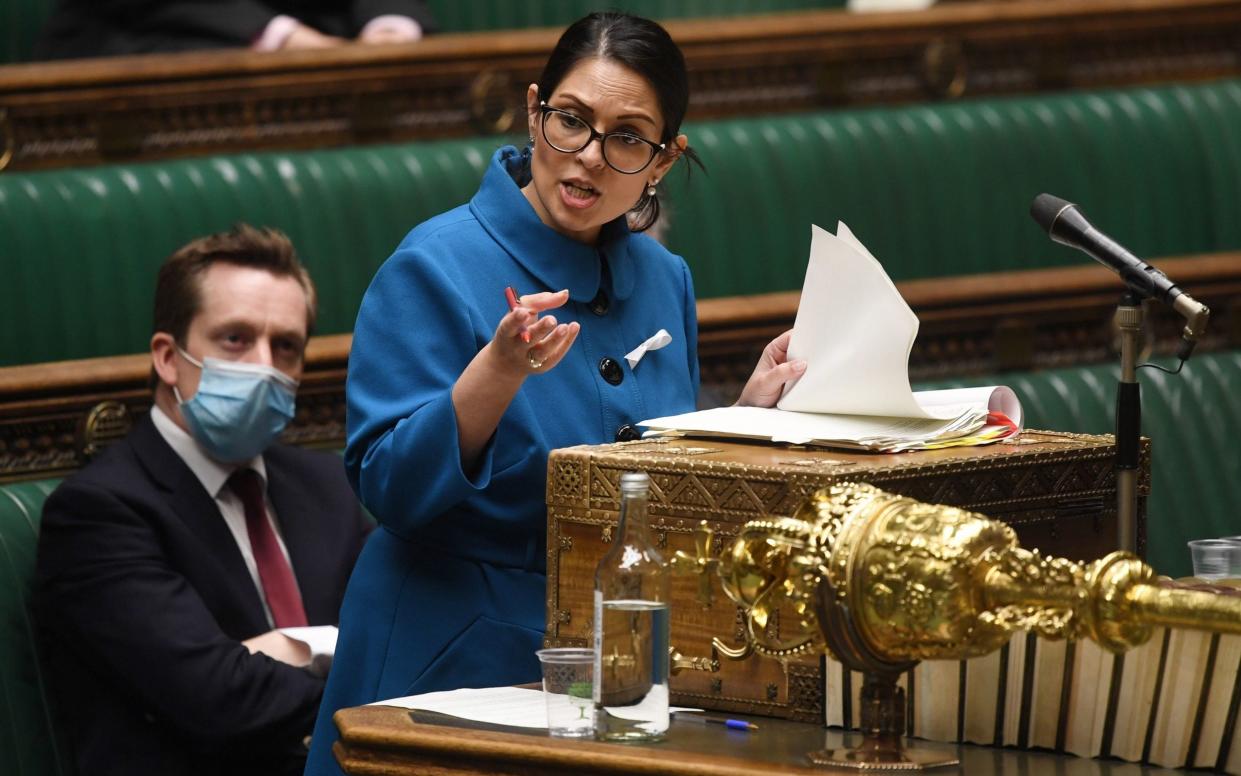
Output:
[542,110,657,174]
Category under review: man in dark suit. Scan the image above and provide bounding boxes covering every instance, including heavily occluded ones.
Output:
[36,0,437,59]
[34,224,372,776]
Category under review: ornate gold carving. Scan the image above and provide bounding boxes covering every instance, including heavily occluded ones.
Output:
[669,645,721,675]
[81,401,132,458]
[922,37,968,99]
[468,69,518,135]
[609,441,722,456]
[787,661,825,722]
[0,109,13,172]
[551,459,585,503]
[682,481,1241,671]
[666,481,1238,768]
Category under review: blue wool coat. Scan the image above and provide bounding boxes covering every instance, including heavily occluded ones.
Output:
[305,145,699,774]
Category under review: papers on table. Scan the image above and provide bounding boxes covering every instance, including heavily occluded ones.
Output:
[640,223,1023,452]
[373,686,701,729]
[278,625,337,677]
[373,687,550,728]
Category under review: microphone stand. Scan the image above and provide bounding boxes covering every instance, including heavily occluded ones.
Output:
[1114,291,1143,554]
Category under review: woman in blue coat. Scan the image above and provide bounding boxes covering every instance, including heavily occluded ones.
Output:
[306,12,805,773]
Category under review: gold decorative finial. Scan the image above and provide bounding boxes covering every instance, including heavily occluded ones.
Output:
[672,481,1241,769]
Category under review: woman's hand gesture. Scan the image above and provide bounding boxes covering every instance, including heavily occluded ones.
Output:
[452,289,580,471]
[734,329,806,408]
[494,289,580,376]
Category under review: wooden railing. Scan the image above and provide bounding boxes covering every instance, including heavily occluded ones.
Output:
[3,252,1237,483]
[2,0,1240,171]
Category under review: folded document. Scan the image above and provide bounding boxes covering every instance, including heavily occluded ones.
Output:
[641,223,1022,452]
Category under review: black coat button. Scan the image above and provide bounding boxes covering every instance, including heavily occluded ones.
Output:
[588,290,610,316]
[615,424,641,442]
[599,357,623,385]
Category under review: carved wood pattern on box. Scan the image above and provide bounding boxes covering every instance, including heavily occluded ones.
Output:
[544,434,1147,719]
[3,0,1241,171]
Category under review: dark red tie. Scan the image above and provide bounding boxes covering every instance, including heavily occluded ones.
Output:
[228,468,308,627]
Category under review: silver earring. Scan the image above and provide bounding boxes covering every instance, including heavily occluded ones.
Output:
[647,178,659,198]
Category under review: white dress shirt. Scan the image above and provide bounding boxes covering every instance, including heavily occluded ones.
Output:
[150,404,296,628]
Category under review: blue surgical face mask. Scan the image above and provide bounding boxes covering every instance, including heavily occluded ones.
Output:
[174,348,299,463]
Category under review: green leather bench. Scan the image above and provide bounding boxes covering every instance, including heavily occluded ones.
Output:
[0,479,72,776]
[3,77,1240,367]
[915,348,1241,580]
[4,348,1237,776]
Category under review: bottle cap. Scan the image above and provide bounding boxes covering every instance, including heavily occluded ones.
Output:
[619,471,650,493]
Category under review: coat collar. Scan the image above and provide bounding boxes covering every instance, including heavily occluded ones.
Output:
[468,145,637,302]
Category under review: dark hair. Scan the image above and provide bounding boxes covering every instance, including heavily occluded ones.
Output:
[535,11,704,232]
[150,224,317,387]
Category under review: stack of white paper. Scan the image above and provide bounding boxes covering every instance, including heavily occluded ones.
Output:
[640,223,1022,452]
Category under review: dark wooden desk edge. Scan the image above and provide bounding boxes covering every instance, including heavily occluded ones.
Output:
[333,705,837,775]
[331,704,1189,775]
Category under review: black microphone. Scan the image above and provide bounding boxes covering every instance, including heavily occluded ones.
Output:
[1030,193,1209,356]
[1029,193,1184,304]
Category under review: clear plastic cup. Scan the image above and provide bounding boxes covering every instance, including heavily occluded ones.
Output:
[1187,539,1241,581]
[535,648,595,738]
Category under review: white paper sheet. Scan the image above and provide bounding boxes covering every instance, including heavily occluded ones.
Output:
[372,687,550,728]
[373,686,701,729]
[779,223,945,419]
[638,222,1023,452]
[278,625,337,677]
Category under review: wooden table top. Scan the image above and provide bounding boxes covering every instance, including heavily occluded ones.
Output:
[333,704,1187,775]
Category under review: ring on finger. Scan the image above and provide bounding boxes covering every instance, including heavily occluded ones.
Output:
[527,351,544,370]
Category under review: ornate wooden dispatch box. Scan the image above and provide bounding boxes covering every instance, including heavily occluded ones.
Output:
[544,431,1148,722]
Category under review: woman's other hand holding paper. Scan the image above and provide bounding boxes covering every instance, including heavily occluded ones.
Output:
[735,329,807,408]
[452,289,580,470]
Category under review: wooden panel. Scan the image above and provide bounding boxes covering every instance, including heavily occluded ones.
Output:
[3,0,1241,171]
[1,253,1235,484]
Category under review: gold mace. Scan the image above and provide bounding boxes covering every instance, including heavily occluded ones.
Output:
[671,482,1241,770]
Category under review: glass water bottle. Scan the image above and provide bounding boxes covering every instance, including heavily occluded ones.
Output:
[593,471,670,741]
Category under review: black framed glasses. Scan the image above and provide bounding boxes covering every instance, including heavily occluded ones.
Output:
[539,102,665,175]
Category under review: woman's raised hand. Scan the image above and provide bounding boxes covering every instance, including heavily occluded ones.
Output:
[452,289,581,471]
[495,289,581,376]
[734,329,807,408]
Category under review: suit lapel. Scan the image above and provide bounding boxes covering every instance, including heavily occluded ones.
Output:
[264,450,331,624]
[129,414,271,630]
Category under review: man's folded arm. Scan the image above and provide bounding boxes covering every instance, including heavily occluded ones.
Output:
[34,479,324,750]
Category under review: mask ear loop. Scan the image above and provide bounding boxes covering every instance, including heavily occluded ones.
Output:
[172,346,204,405]
[177,346,204,369]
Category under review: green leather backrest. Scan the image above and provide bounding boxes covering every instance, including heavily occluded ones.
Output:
[425,0,846,33]
[915,349,1241,580]
[0,137,504,366]
[0,479,73,776]
[3,78,1241,366]
[666,79,1241,295]
[0,0,51,63]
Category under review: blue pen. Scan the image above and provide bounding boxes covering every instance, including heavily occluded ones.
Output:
[677,713,759,731]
